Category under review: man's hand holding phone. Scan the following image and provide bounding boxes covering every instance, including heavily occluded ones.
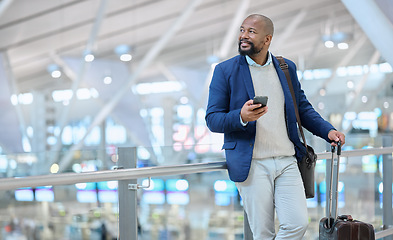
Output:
[240,96,269,123]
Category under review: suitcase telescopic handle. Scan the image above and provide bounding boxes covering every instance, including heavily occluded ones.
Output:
[327,141,341,228]
[337,141,341,155]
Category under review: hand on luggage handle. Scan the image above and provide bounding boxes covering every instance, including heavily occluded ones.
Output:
[331,141,341,155]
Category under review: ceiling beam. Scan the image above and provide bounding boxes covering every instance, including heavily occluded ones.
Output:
[218,0,250,59]
[271,8,308,52]
[58,0,204,171]
[0,51,29,151]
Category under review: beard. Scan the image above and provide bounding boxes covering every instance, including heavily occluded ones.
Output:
[238,40,262,56]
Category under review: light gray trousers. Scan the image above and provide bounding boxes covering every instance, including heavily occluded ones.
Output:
[236,156,308,240]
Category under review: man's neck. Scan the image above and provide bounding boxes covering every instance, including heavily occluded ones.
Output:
[248,51,269,66]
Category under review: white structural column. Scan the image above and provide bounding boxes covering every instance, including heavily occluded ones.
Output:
[0,52,31,150]
[58,0,203,171]
[342,0,393,67]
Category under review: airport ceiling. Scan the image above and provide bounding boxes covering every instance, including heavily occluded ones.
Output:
[0,0,393,154]
[1,0,389,92]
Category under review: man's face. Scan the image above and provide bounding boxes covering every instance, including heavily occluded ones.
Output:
[238,17,268,56]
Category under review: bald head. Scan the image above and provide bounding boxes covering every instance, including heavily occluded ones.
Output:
[245,14,274,36]
[238,14,274,64]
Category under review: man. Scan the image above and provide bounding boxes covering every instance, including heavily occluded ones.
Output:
[205,14,345,239]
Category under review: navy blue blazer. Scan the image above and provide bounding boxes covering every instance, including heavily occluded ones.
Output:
[205,54,335,182]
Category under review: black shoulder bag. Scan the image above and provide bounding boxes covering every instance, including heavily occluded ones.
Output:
[276,56,317,199]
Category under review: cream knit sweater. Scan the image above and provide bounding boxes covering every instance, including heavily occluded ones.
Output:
[250,61,295,159]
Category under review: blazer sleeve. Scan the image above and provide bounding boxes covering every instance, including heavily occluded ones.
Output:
[205,64,247,134]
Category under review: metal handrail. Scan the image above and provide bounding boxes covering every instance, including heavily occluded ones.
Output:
[0,161,227,190]
[0,146,391,191]
[376,227,393,239]
[316,146,393,160]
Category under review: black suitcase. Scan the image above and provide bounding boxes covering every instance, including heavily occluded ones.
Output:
[319,141,375,240]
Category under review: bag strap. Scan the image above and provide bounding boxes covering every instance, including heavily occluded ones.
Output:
[276,56,308,149]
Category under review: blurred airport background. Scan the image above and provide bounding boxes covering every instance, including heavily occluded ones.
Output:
[0,0,393,239]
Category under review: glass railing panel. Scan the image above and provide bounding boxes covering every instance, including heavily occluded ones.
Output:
[0,176,126,239]
[0,136,391,239]
[305,153,387,239]
[137,171,241,240]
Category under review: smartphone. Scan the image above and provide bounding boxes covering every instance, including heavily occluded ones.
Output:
[253,96,268,109]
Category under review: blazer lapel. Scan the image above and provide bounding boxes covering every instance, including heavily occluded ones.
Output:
[239,55,255,99]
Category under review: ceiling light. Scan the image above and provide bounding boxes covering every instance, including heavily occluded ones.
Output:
[84,53,95,62]
[76,88,92,100]
[346,80,354,89]
[83,49,95,62]
[52,88,99,102]
[115,45,132,62]
[17,93,33,105]
[120,54,132,62]
[337,42,349,50]
[322,32,352,49]
[324,40,334,48]
[104,76,112,84]
[180,96,189,104]
[362,96,368,103]
[47,64,62,78]
[51,70,61,78]
[133,81,182,95]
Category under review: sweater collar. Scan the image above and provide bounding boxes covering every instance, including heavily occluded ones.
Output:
[245,51,272,67]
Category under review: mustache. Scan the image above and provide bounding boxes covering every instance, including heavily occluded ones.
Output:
[239,39,254,45]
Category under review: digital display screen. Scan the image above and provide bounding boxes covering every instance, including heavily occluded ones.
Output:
[35,186,54,202]
[76,190,97,203]
[142,191,165,205]
[167,192,189,205]
[98,190,118,203]
[15,188,34,202]
[166,179,189,192]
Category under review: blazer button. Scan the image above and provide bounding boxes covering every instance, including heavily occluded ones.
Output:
[249,144,253,147]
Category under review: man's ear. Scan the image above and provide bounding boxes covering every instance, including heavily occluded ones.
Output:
[265,35,273,45]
